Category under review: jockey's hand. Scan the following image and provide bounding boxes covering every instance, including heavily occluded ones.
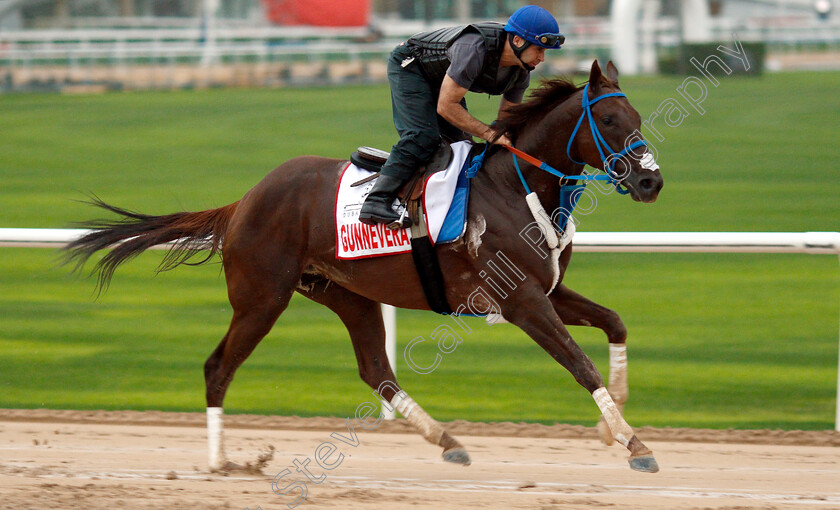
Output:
[491,133,513,147]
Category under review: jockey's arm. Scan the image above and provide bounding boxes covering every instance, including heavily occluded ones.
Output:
[437,75,512,146]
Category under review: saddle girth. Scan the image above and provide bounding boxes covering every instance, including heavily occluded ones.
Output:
[407,200,453,315]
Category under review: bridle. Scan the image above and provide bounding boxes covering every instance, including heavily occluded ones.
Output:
[466,82,649,230]
[566,83,648,182]
[511,83,648,195]
[468,82,648,195]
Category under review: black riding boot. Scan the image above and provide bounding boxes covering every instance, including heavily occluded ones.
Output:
[358,174,405,226]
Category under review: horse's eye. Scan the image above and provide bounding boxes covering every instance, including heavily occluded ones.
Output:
[601,116,613,125]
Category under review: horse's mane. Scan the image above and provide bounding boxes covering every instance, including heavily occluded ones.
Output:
[493,78,583,141]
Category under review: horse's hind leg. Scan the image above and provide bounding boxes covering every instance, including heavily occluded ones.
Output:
[297,275,471,466]
[548,284,629,446]
[203,257,302,472]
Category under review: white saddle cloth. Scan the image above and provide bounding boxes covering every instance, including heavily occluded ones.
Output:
[334,141,473,260]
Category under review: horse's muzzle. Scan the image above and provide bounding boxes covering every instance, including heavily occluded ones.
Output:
[627,171,663,203]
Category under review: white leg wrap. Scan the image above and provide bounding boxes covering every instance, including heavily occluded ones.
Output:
[592,387,634,447]
[207,407,225,471]
[391,393,444,445]
[608,343,629,405]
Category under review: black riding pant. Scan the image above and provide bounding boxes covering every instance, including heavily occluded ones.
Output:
[380,44,467,181]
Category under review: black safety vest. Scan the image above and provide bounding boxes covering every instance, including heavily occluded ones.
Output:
[406,22,526,96]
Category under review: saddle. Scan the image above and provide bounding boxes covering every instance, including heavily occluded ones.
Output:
[350,142,454,204]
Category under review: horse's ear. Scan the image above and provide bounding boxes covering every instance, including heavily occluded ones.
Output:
[606,60,620,85]
[589,60,603,94]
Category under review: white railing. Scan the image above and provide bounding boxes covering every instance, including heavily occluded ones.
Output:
[2,228,838,430]
[1,16,838,63]
[5,228,838,252]
[573,231,840,254]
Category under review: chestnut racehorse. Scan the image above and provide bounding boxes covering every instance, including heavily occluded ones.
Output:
[66,60,664,473]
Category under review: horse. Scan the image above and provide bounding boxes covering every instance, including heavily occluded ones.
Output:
[65,60,664,474]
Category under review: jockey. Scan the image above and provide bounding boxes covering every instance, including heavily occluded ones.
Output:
[359,5,564,226]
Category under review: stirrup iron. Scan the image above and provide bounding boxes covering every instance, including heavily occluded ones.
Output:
[387,204,412,230]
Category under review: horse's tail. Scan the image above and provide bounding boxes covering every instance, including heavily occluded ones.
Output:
[65,196,239,292]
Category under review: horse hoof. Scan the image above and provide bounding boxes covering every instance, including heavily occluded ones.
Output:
[442,447,471,466]
[597,417,614,446]
[628,454,659,473]
[210,460,245,474]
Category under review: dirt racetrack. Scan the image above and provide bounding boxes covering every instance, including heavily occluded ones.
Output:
[1,409,838,510]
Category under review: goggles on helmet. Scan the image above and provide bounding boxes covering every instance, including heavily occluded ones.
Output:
[535,32,565,48]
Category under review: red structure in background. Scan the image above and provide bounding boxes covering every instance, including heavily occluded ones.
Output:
[262,0,370,27]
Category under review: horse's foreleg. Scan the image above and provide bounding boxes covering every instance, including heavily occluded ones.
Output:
[548,284,629,445]
[597,343,628,445]
[297,276,470,465]
[506,287,658,473]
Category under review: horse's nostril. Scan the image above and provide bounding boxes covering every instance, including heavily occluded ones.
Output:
[639,178,654,191]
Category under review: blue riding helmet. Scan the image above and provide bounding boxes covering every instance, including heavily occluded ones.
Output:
[504,5,564,49]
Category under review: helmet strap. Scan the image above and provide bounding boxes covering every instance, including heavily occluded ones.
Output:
[508,32,535,71]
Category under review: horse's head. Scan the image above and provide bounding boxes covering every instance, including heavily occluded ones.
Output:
[569,60,663,203]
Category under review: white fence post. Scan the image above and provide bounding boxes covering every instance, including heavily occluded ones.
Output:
[382,304,397,421]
